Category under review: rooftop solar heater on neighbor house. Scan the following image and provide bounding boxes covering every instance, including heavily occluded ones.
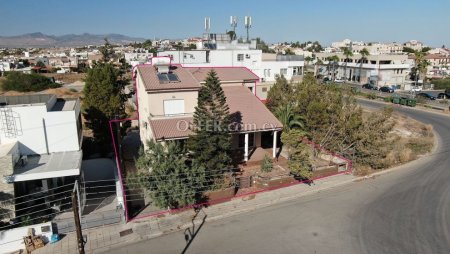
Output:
[168,73,180,82]
[157,73,170,83]
[157,73,180,84]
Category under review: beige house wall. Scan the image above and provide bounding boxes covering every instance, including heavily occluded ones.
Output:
[147,91,198,117]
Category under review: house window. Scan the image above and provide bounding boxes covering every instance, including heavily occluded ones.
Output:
[280,68,288,76]
[264,69,271,77]
[262,87,268,92]
[245,54,251,59]
[237,54,244,62]
[163,99,184,116]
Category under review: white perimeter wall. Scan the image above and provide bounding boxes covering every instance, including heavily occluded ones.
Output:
[0,222,53,253]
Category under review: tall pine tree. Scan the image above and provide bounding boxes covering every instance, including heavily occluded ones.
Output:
[188,70,232,190]
[82,62,128,152]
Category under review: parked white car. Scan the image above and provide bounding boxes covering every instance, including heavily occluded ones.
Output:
[411,86,423,92]
[334,78,345,83]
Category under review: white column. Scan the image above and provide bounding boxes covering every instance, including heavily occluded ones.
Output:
[273,131,278,158]
[244,133,249,161]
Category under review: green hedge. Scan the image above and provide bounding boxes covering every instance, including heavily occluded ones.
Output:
[431,78,450,93]
[1,72,61,92]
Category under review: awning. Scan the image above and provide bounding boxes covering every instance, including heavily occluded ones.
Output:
[5,150,82,182]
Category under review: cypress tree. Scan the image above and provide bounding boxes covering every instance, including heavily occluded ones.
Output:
[82,62,127,152]
[188,70,232,190]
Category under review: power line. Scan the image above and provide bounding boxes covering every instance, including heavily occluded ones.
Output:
[0,208,73,231]
[0,195,72,217]
[3,189,74,207]
[0,182,75,204]
[3,200,73,220]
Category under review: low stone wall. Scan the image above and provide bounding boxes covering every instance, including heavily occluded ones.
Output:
[205,187,236,203]
[253,175,297,189]
[312,165,339,178]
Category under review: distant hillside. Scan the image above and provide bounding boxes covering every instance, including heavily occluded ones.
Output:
[0,32,146,48]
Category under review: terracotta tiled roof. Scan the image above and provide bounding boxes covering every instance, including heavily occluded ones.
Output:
[223,86,283,132]
[137,65,200,91]
[149,86,282,140]
[186,67,259,83]
[425,54,450,60]
[149,117,193,141]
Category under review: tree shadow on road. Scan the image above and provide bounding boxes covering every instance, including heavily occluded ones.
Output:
[181,207,207,254]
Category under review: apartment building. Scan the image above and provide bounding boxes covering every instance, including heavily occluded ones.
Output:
[135,57,283,163]
[0,94,82,219]
[316,52,411,88]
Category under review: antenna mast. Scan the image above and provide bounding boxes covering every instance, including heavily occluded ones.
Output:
[245,16,252,43]
[204,17,211,46]
[230,16,238,40]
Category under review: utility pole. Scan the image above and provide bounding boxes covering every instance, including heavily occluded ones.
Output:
[72,191,85,254]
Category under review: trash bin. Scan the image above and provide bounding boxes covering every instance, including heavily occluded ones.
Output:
[407,98,416,107]
[392,96,400,104]
[400,97,407,105]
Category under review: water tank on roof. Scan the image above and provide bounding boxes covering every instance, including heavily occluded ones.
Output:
[152,56,171,74]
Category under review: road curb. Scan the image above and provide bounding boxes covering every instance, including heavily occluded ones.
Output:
[357,97,450,117]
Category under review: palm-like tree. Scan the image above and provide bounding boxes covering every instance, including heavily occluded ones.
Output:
[304,56,313,73]
[326,55,340,81]
[314,58,323,78]
[341,47,354,81]
[413,50,430,86]
[275,104,305,132]
[358,48,369,83]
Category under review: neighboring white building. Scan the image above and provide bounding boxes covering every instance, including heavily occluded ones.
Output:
[0,61,11,75]
[404,40,426,51]
[315,52,411,88]
[124,52,153,67]
[156,33,304,100]
[0,94,82,219]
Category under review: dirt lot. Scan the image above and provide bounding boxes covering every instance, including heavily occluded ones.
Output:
[42,73,86,84]
[355,110,434,176]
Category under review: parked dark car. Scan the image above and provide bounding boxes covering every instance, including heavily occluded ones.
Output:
[416,93,436,100]
[362,83,378,90]
[437,93,450,99]
[379,86,394,93]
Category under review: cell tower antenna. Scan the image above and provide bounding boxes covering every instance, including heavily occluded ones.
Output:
[204,17,211,34]
[245,16,252,43]
[230,16,238,34]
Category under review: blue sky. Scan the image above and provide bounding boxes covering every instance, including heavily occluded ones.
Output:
[0,0,449,47]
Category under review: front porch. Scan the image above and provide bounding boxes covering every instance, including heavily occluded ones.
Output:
[231,130,281,163]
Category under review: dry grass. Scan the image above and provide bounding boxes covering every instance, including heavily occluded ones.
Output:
[356,111,434,176]
[42,73,86,84]
[399,148,414,163]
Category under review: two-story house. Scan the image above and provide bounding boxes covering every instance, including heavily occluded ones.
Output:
[135,57,283,163]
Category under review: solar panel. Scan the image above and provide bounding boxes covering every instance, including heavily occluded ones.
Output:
[167,73,180,82]
[157,73,169,83]
[157,73,180,84]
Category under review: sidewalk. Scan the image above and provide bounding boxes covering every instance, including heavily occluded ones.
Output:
[33,173,356,254]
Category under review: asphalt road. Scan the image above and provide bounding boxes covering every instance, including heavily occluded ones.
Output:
[109,101,450,254]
